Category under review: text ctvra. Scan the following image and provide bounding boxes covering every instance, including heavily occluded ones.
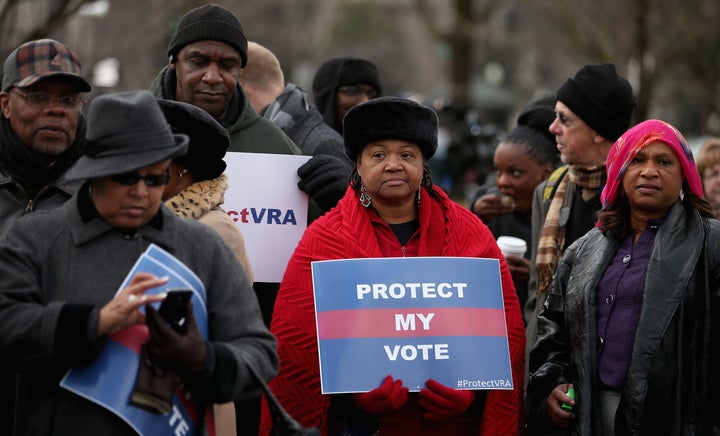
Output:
[227,208,297,225]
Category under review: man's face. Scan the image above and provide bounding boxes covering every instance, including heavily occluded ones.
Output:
[172,40,243,119]
[548,101,605,167]
[0,79,82,156]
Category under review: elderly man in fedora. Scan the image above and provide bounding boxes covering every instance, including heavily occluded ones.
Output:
[0,37,92,435]
[0,90,277,436]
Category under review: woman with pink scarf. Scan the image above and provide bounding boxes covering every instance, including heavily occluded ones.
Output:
[527,120,720,435]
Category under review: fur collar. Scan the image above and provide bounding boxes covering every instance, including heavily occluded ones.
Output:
[164,174,228,219]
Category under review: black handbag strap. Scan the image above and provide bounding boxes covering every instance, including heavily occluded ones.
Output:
[246,362,316,434]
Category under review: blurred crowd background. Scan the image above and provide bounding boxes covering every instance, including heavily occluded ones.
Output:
[2,0,719,205]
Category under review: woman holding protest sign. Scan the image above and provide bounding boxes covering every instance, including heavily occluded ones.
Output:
[261,96,525,435]
[0,91,276,435]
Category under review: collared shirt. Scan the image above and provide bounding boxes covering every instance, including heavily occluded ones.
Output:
[596,219,661,388]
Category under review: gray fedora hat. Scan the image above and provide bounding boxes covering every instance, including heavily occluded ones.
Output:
[65,91,189,180]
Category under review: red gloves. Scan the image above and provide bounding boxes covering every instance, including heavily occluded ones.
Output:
[352,375,409,415]
[418,379,476,420]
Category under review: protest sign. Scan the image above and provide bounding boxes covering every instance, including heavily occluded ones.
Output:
[223,152,311,283]
[312,256,512,393]
[61,244,212,436]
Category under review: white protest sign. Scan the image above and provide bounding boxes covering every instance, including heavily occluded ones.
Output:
[223,152,311,283]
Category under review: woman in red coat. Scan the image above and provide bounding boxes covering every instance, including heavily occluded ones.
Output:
[261,97,525,435]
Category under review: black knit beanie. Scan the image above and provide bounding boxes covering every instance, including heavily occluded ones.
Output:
[167,4,248,67]
[343,96,437,162]
[556,63,636,141]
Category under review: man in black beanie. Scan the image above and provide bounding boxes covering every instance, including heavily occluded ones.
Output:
[312,56,383,134]
[524,63,636,399]
[150,4,348,213]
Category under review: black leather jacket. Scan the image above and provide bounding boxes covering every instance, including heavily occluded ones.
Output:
[527,201,720,435]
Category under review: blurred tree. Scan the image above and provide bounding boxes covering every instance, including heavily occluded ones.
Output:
[523,0,720,134]
[0,0,93,53]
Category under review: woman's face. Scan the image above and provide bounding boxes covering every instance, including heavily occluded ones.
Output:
[702,162,720,207]
[356,139,424,208]
[494,141,553,213]
[91,160,171,229]
[622,142,683,218]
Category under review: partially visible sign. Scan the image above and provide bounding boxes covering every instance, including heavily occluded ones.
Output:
[223,152,311,283]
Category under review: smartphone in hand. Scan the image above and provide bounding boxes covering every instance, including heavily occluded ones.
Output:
[158,289,193,333]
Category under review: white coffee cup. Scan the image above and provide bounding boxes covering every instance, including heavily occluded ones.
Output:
[496,236,527,258]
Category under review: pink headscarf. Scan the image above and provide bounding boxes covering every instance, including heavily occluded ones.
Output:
[601,119,704,209]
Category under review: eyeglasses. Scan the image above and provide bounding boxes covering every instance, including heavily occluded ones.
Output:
[337,85,379,100]
[110,170,170,187]
[10,90,86,111]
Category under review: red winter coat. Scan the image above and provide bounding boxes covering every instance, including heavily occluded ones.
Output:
[260,185,525,435]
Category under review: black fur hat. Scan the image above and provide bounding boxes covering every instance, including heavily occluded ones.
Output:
[342,96,438,161]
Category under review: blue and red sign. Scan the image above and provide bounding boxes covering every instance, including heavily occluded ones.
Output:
[312,257,512,393]
[61,244,213,436]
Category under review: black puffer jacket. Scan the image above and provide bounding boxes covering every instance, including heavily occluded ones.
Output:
[527,201,720,435]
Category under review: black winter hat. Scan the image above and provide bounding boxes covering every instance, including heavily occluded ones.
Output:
[517,94,556,145]
[556,63,636,141]
[167,4,248,67]
[157,99,230,181]
[343,96,438,161]
[312,57,383,133]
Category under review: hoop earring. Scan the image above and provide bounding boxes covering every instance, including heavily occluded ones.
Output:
[360,184,371,208]
[679,188,685,201]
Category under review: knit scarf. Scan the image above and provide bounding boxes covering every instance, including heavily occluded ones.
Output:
[535,165,606,295]
[164,175,227,219]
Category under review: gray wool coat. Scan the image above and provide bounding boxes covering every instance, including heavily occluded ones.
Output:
[0,195,277,436]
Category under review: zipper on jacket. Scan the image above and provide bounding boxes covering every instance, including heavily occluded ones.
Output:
[19,183,49,213]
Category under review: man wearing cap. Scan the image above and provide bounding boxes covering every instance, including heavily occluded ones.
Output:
[312,56,383,135]
[524,63,637,392]
[0,37,91,435]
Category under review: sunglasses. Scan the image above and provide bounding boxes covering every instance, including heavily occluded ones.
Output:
[109,170,170,187]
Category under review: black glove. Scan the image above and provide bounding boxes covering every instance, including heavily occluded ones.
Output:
[145,303,207,375]
[297,154,352,211]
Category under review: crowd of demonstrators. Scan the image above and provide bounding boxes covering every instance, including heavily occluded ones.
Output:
[470,95,560,316]
[157,98,255,436]
[524,63,637,383]
[261,96,526,435]
[527,120,720,434]
[312,56,383,135]
[241,41,353,212]
[696,137,720,218]
[7,4,720,436]
[0,90,277,435]
[0,38,92,436]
